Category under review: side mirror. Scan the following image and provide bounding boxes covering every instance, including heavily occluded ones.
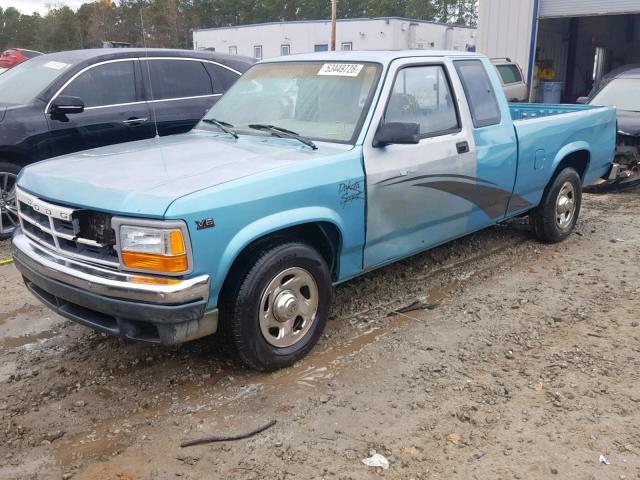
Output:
[576,97,589,105]
[373,122,420,148]
[50,96,84,115]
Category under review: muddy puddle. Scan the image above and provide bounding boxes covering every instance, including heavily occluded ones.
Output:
[0,328,60,350]
[0,308,62,351]
[0,304,44,325]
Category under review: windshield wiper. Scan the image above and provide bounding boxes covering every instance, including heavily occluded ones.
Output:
[201,118,238,139]
[248,124,317,150]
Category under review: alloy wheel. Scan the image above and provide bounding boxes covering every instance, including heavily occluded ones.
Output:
[0,172,18,237]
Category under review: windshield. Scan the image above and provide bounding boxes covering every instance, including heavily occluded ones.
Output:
[0,56,74,105]
[201,61,381,144]
[591,78,640,112]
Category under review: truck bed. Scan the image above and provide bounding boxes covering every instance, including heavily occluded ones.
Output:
[509,103,603,121]
[508,103,617,217]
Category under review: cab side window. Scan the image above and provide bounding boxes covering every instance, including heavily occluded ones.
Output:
[146,59,213,100]
[61,61,136,108]
[455,60,502,128]
[384,65,460,137]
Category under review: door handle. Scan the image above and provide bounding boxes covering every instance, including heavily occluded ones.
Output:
[456,141,470,154]
[123,117,148,126]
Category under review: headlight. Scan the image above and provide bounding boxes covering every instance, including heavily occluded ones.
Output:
[119,225,189,274]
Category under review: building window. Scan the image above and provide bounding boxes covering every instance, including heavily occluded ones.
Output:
[314,44,329,52]
[281,44,290,56]
[254,45,263,60]
[228,46,237,55]
[341,42,352,51]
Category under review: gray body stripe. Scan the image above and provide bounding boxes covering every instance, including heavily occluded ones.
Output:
[414,181,511,219]
[378,173,532,219]
[377,173,498,187]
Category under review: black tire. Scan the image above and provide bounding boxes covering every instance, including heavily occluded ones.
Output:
[219,241,332,371]
[0,162,21,241]
[530,167,582,243]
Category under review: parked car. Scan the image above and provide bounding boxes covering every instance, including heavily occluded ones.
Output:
[0,48,253,239]
[12,51,616,370]
[492,58,528,102]
[0,48,42,69]
[578,65,640,191]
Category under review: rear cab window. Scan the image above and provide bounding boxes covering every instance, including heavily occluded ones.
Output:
[496,64,523,84]
[455,59,502,128]
[145,59,213,100]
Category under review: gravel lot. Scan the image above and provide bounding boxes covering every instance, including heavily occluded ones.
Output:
[1,191,639,480]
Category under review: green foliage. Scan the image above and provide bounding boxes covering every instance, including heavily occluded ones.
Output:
[0,0,477,52]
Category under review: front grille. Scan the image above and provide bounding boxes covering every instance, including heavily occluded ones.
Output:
[16,189,119,268]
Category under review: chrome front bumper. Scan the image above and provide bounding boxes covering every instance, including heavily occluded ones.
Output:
[12,229,217,344]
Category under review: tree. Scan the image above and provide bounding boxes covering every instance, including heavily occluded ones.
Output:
[0,0,478,52]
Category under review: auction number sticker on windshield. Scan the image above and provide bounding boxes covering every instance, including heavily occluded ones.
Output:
[44,61,70,70]
[318,63,364,77]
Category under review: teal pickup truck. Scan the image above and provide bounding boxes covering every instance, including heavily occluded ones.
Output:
[11,51,617,370]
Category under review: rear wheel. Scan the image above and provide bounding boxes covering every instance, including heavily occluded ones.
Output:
[531,167,582,243]
[0,162,20,240]
[220,242,332,371]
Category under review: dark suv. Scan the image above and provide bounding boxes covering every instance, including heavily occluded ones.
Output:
[0,48,253,238]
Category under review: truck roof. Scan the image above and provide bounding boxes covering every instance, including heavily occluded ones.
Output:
[261,49,483,65]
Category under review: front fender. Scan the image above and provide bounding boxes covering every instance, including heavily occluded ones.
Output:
[210,206,364,306]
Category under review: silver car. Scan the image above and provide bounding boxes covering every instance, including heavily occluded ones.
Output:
[492,58,528,102]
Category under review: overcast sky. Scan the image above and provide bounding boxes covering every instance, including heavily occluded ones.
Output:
[4,0,86,15]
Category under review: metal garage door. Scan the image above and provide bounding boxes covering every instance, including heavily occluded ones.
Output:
[540,0,640,18]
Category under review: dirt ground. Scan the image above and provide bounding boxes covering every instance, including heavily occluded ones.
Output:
[1,191,640,480]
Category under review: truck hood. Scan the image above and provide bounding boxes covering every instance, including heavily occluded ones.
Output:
[18,131,347,218]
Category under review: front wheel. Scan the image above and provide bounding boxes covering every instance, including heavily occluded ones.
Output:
[530,167,582,243]
[220,242,332,371]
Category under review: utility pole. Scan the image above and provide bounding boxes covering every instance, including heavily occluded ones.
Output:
[330,0,337,51]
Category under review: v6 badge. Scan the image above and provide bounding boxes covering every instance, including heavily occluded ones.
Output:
[195,218,215,230]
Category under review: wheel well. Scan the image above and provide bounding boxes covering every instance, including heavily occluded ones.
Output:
[222,222,342,291]
[0,151,29,169]
[555,150,590,182]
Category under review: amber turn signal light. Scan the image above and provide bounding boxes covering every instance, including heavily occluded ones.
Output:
[122,251,189,273]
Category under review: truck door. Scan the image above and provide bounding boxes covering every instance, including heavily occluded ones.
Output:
[362,57,516,269]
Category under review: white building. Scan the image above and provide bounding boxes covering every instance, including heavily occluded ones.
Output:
[477,0,640,101]
[193,17,476,60]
